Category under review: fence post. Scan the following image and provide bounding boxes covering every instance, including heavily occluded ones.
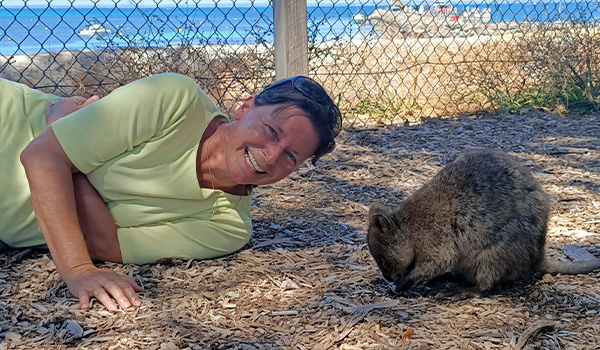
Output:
[273,0,309,81]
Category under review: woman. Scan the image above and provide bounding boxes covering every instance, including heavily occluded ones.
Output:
[2,73,341,311]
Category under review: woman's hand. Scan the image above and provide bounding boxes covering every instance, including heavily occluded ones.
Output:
[45,95,99,127]
[64,263,143,311]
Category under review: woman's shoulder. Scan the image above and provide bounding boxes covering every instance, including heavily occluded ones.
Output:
[142,73,198,91]
[122,73,204,109]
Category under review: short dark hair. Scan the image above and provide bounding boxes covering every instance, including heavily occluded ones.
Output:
[254,76,342,165]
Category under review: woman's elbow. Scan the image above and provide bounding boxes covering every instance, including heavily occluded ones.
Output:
[20,129,75,173]
[20,142,38,168]
[20,138,48,169]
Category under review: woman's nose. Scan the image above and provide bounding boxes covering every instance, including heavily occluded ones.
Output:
[264,143,284,164]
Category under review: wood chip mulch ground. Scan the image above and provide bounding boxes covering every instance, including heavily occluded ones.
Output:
[1,109,599,350]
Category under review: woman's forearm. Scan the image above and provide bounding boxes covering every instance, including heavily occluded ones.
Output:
[41,96,120,260]
[20,128,93,276]
[72,173,122,262]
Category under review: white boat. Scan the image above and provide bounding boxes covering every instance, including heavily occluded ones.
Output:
[352,13,366,23]
[77,23,112,37]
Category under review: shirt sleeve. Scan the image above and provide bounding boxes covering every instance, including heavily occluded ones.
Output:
[51,73,201,174]
[117,215,252,264]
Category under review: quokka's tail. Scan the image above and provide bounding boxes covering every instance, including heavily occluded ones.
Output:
[543,259,600,275]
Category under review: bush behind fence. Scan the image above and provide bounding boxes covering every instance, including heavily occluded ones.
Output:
[1,0,599,126]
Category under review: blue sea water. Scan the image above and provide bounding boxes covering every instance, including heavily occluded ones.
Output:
[1,2,599,55]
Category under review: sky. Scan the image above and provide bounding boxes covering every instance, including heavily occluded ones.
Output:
[0,0,572,8]
[3,0,264,7]
[1,0,389,8]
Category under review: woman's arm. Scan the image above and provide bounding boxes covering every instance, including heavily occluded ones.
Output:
[47,96,124,262]
[21,129,141,311]
[20,97,142,311]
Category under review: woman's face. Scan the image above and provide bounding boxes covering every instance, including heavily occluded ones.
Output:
[225,98,319,186]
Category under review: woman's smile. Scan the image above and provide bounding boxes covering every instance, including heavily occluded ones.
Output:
[244,147,266,174]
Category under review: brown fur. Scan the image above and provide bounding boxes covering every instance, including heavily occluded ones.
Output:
[367,149,600,299]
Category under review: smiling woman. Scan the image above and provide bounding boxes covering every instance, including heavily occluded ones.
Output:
[2,72,341,311]
[219,105,319,186]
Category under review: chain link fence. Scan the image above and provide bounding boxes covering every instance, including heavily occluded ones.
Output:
[1,0,599,126]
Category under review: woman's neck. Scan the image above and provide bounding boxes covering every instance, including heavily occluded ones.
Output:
[197,117,247,195]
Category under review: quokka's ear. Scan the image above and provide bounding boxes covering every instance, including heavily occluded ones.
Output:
[368,202,389,217]
[368,203,393,234]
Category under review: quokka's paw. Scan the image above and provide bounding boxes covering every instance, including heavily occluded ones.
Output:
[434,287,479,301]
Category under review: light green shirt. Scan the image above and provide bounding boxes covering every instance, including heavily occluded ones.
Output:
[2,74,252,264]
[0,78,60,248]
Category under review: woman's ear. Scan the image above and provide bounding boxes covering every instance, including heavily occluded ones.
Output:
[233,95,255,121]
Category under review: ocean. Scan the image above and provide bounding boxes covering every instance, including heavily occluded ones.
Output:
[1,2,599,55]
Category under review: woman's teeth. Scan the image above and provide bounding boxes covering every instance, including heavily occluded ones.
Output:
[245,148,266,174]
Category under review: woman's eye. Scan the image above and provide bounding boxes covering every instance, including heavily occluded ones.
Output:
[286,151,296,163]
[267,125,277,138]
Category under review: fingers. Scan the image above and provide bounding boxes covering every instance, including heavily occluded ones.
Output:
[92,287,119,311]
[61,96,85,106]
[122,276,143,307]
[82,95,99,107]
[78,278,140,311]
[72,96,87,107]
[45,95,97,123]
[94,276,142,311]
[78,290,92,311]
[78,287,118,311]
[124,275,143,292]
[103,279,138,310]
[70,95,98,110]
[64,95,98,108]
[68,269,143,312]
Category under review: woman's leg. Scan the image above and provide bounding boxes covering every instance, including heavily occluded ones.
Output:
[0,240,10,252]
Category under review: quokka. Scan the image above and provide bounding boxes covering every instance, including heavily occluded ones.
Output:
[367,149,600,299]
